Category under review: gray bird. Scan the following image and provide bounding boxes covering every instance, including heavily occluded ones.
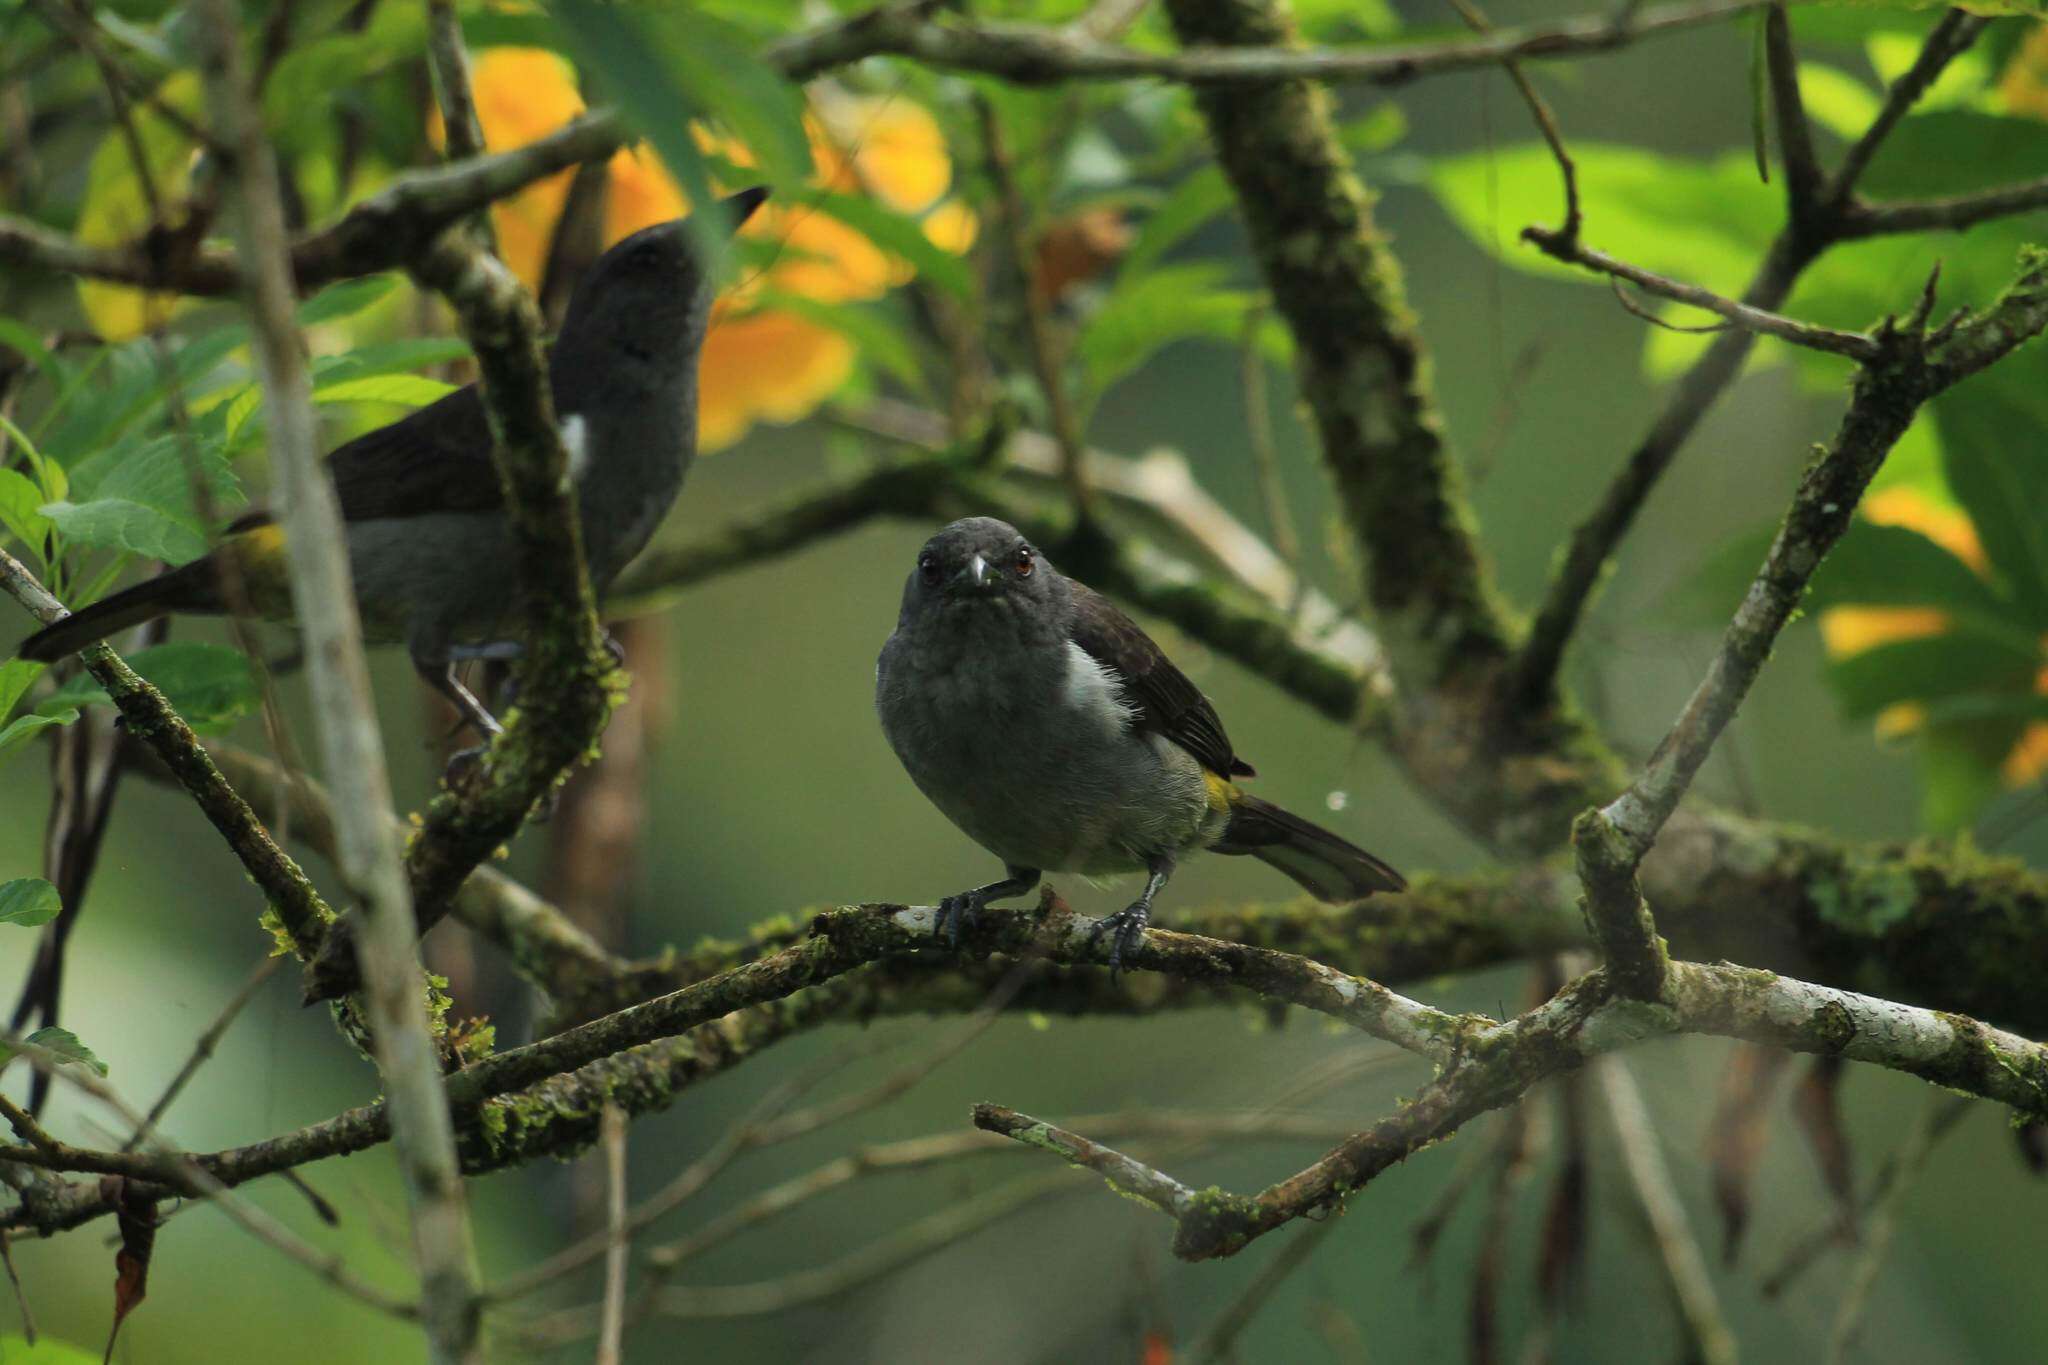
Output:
[19,187,769,743]
[876,517,1405,970]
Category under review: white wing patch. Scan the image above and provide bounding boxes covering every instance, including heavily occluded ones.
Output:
[1063,640,1136,733]
[561,413,590,482]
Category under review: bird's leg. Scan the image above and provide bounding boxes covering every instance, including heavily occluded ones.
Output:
[935,866,1040,947]
[1091,857,1172,980]
[417,655,505,784]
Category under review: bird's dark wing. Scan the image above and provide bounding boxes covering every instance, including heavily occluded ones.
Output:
[322,382,503,522]
[1067,581,1254,778]
[231,383,502,534]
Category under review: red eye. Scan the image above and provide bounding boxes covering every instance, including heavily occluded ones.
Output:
[1014,548,1034,577]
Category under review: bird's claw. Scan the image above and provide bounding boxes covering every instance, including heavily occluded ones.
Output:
[1089,904,1150,981]
[934,893,981,947]
[441,745,557,822]
[442,745,486,787]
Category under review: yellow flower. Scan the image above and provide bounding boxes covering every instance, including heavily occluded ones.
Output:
[1819,487,2048,785]
[462,53,970,450]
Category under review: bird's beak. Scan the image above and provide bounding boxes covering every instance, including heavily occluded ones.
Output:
[719,186,770,233]
[963,554,990,591]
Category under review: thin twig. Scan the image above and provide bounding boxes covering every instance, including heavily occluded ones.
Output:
[124,954,283,1153]
[1444,0,1579,241]
[1825,1094,1951,1365]
[1521,230,1880,360]
[1829,10,1988,205]
[595,1105,628,1365]
[1238,306,1307,622]
[193,2,481,1359]
[1761,4,1822,220]
[2,1032,417,1319]
[1190,1218,1340,1363]
[973,1104,1198,1217]
[1596,1057,1737,1365]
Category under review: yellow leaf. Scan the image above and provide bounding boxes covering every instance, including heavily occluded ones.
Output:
[74,72,207,340]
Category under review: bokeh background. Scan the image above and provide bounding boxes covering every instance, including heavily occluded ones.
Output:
[3,0,2047,1360]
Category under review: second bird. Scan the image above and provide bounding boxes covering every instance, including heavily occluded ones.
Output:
[876,517,1405,970]
[19,187,770,746]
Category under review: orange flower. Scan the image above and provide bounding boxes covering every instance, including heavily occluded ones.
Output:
[438,49,588,288]
[461,52,970,451]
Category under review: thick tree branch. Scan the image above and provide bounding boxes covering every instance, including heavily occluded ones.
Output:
[1160,0,1514,690]
[302,229,616,1001]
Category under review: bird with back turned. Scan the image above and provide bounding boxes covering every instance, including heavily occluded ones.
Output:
[18,187,770,762]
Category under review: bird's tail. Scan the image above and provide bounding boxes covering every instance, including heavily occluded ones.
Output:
[1213,793,1406,903]
[16,560,218,663]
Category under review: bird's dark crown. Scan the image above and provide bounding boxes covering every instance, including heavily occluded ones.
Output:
[900,516,1066,621]
[557,186,769,362]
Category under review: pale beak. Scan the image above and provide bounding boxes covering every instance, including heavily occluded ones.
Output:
[967,554,989,589]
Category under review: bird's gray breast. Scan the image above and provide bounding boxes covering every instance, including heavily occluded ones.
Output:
[876,625,1206,874]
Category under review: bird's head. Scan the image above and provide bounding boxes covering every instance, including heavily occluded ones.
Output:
[557,185,769,373]
[899,517,1065,625]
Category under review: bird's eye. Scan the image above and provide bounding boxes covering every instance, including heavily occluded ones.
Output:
[1014,547,1034,578]
[918,552,941,585]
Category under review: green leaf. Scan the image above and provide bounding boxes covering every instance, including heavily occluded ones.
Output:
[1920,718,2024,836]
[1121,164,1233,283]
[39,641,257,735]
[1857,111,2048,200]
[808,191,972,301]
[645,6,810,186]
[0,657,42,718]
[1429,145,1776,296]
[310,337,472,386]
[67,431,240,520]
[314,375,459,408]
[0,1334,104,1364]
[0,318,69,388]
[0,875,59,929]
[1807,522,2036,652]
[1935,379,2048,626]
[40,497,207,563]
[298,275,402,327]
[7,1025,108,1076]
[1824,634,2039,719]
[0,710,77,764]
[0,467,54,557]
[0,878,60,928]
[1078,263,1258,397]
[1797,62,1883,139]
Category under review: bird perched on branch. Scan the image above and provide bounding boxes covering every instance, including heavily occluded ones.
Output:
[19,187,770,745]
[875,516,1405,971]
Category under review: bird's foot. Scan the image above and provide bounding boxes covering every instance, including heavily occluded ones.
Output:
[1089,902,1151,980]
[602,631,626,667]
[442,744,486,787]
[439,745,559,821]
[934,892,985,948]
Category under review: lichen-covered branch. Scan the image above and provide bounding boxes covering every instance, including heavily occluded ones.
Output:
[193,3,483,1357]
[302,221,616,1002]
[990,958,2048,1261]
[1159,0,1513,689]
[0,547,332,956]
